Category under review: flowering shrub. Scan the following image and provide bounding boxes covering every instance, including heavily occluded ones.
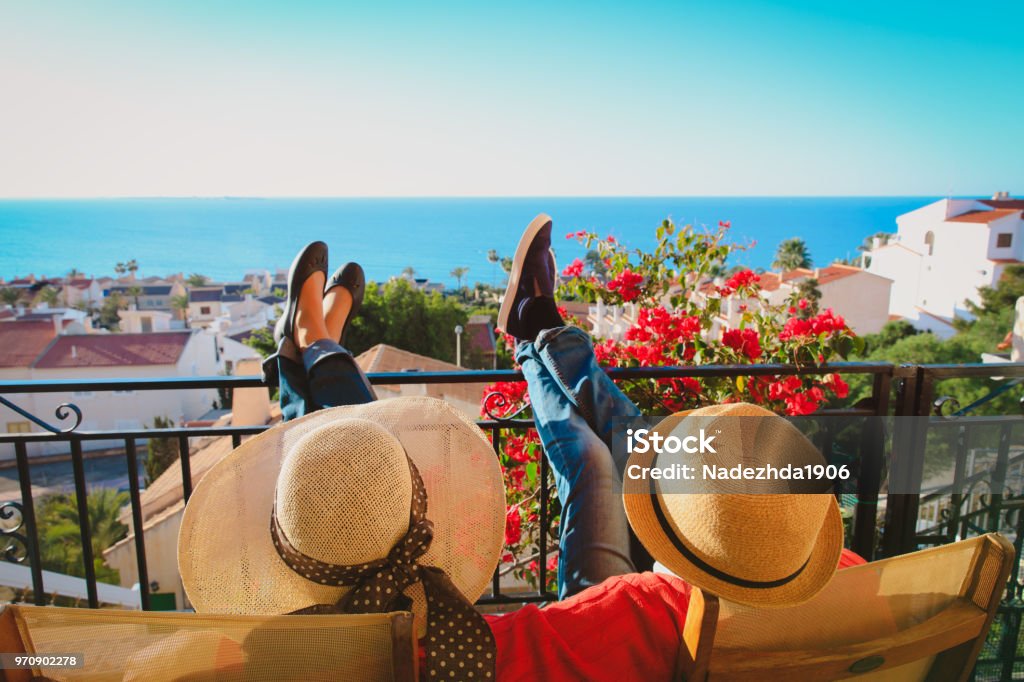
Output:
[484,218,864,590]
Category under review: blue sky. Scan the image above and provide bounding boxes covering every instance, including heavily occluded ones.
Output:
[1,1,1021,197]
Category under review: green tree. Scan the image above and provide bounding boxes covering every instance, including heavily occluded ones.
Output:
[36,488,128,584]
[125,285,143,309]
[126,259,139,278]
[114,262,127,278]
[773,237,813,271]
[145,416,179,486]
[790,278,822,316]
[186,273,210,287]
[584,249,609,278]
[170,294,189,321]
[242,326,277,359]
[450,266,469,291]
[36,285,60,307]
[860,320,919,355]
[487,249,501,286]
[0,288,21,306]
[97,292,127,330]
[346,278,468,361]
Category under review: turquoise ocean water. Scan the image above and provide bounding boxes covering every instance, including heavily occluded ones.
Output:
[0,197,933,286]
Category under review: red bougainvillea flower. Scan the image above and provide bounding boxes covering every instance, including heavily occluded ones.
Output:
[785,391,821,416]
[719,220,731,228]
[721,327,763,361]
[824,373,850,399]
[606,236,616,244]
[606,269,644,302]
[504,504,523,547]
[504,431,540,464]
[798,298,809,311]
[562,258,584,278]
[546,553,559,571]
[481,381,529,418]
[779,308,848,340]
[724,268,760,291]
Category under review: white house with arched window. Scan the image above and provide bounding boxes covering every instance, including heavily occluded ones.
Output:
[866,193,1024,337]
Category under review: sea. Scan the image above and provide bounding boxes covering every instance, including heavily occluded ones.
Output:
[0,197,934,286]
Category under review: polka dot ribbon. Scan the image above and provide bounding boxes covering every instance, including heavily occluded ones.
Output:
[271,458,497,680]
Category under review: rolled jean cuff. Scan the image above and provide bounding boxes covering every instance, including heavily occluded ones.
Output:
[302,339,352,374]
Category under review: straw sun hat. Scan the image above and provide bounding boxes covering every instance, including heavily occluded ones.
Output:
[623,402,844,608]
[178,396,505,661]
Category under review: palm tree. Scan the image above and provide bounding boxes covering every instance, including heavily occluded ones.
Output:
[66,268,83,278]
[36,285,60,307]
[792,278,822,316]
[0,287,21,307]
[37,488,128,582]
[450,266,469,290]
[401,266,416,280]
[772,238,813,272]
[487,249,500,286]
[126,259,139,279]
[125,285,143,309]
[170,294,189,322]
[186,273,209,287]
[114,262,126,278]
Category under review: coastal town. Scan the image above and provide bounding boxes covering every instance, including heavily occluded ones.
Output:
[3,192,1023,459]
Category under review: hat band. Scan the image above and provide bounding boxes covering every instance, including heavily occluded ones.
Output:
[649,475,810,589]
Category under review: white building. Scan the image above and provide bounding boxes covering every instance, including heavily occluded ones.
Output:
[0,327,221,458]
[866,193,1024,338]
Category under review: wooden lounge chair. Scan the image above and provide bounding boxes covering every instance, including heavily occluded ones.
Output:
[679,533,1014,681]
[0,606,417,681]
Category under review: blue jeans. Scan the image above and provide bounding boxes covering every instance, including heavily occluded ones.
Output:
[278,339,376,421]
[516,326,642,599]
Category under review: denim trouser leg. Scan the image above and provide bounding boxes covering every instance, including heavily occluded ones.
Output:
[516,326,643,599]
[278,339,376,422]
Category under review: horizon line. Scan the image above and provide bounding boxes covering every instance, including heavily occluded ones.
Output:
[0,193,981,201]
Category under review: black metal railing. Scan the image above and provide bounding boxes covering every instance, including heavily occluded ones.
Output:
[7,361,1024,677]
[0,361,897,612]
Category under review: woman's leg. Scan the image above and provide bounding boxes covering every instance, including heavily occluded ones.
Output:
[274,251,375,421]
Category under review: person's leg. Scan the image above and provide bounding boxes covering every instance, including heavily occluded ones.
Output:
[273,247,375,421]
[518,337,635,598]
[517,326,645,598]
[302,339,376,408]
[499,216,649,597]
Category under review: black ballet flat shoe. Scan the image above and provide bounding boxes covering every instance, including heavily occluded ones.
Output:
[324,262,365,345]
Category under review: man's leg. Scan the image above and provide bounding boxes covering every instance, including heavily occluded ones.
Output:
[518,327,641,599]
[498,215,652,598]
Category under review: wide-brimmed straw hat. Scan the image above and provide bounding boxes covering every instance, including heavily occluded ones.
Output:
[623,402,844,608]
[178,396,505,631]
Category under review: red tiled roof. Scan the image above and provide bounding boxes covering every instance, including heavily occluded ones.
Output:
[66,278,94,289]
[981,199,1024,210]
[815,264,863,285]
[759,272,782,292]
[947,209,1020,223]
[34,331,193,368]
[0,321,57,368]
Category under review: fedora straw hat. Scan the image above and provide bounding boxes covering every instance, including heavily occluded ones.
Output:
[178,396,505,628]
[623,402,844,607]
